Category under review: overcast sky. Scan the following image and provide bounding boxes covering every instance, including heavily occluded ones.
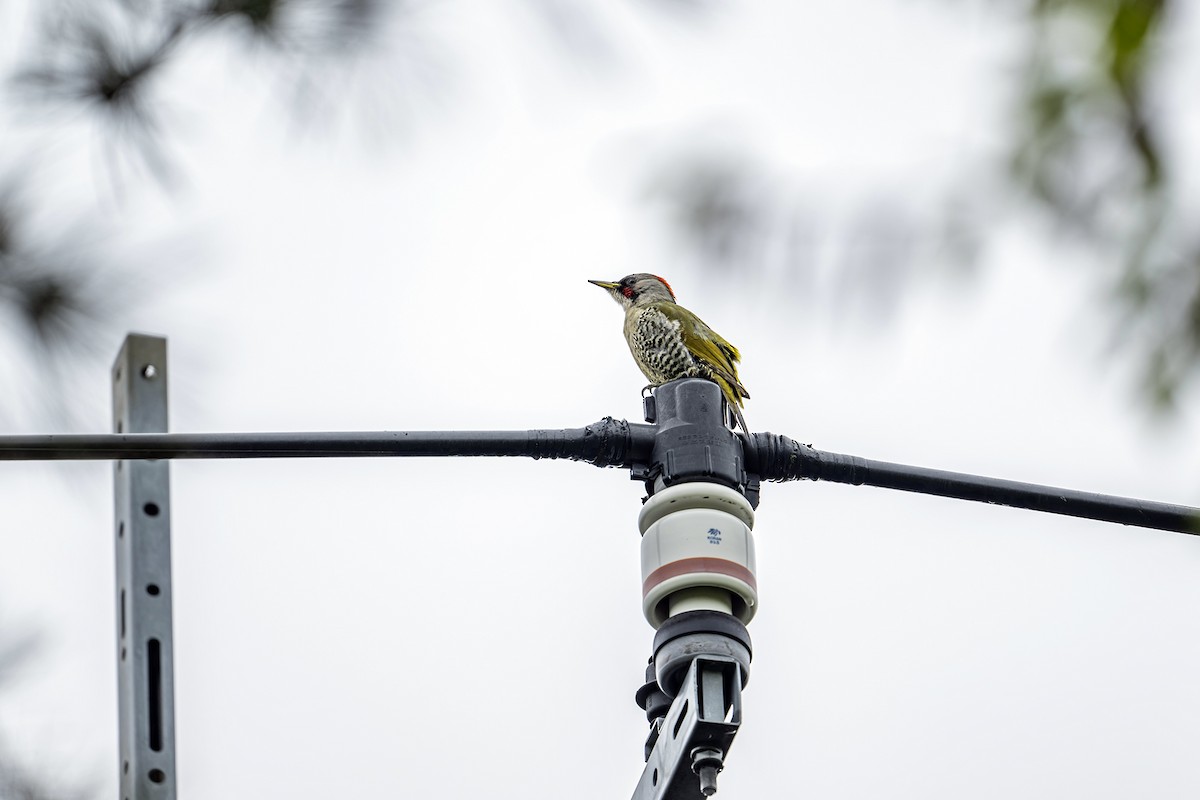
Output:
[2,2,1200,799]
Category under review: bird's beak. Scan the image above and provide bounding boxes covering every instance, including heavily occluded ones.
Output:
[588,279,620,290]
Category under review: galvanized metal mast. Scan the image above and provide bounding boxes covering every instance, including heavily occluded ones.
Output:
[112,334,177,800]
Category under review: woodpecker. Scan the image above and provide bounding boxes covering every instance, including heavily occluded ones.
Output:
[589,273,750,432]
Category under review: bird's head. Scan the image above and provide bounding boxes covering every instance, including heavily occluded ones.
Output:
[588,273,676,309]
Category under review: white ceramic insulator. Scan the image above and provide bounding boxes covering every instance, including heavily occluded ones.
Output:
[668,587,734,616]
[638,482,757,628]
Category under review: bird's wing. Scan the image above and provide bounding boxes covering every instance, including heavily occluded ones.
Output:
[657,303,750,400]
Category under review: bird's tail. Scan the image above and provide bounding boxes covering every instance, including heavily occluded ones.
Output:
[728,401,748,434]
[712,375,749,432]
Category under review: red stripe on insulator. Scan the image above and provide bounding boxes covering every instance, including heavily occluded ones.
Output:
[642,557,757,597]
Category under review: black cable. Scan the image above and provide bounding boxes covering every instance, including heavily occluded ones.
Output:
[1,424,1195,533]
[747,432,1199,534]
[0,419,656,469]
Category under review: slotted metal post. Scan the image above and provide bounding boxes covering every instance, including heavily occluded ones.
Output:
[113,334,177,800]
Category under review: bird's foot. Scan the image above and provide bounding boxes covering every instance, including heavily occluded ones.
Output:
[641,384,657,398]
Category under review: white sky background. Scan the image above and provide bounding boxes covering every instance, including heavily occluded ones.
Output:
[2,1,1200,798]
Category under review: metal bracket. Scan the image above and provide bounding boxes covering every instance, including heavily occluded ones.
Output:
[631,657,742,800]
[113,334,177,800]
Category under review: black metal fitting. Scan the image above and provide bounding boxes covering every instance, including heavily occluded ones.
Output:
[652,610,752,698]
[631,379,756,506]
[634,659,673,760]
[635,659,673,724]
[691,747,725,797]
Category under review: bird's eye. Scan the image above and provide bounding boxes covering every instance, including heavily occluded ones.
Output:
[622,286,635,299]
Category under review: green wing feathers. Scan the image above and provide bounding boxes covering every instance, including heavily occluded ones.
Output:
[658,303,750,430]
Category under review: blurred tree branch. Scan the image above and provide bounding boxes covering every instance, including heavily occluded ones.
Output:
[2,0,1196,423]
[0,0,424,427]
[646,0,1198,410]
[1013,0,1200,407]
